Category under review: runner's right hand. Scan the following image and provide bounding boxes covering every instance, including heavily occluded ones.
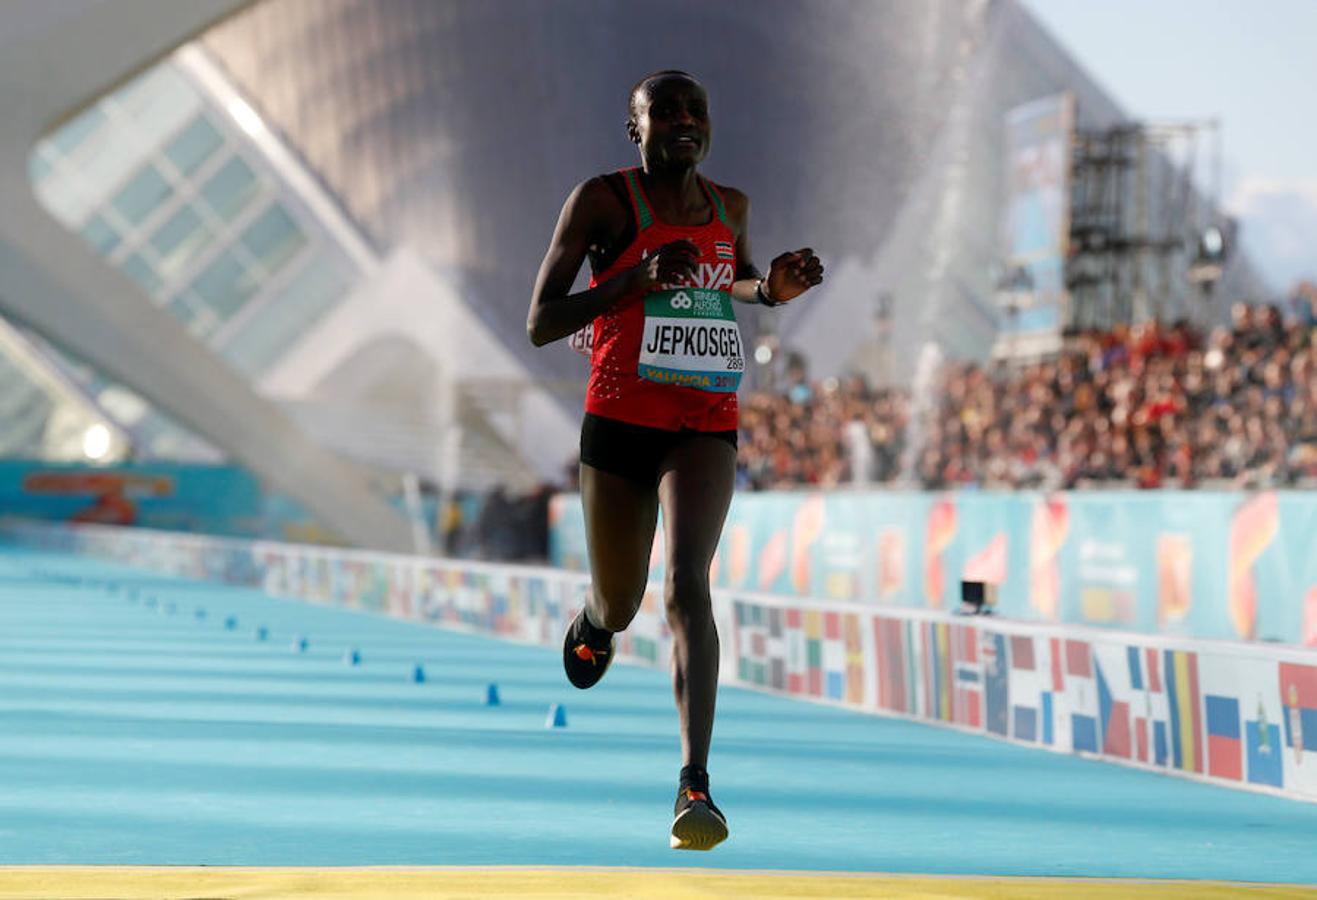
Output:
[631,239,700,291]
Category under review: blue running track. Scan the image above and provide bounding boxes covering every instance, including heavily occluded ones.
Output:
[2,545,1315,881]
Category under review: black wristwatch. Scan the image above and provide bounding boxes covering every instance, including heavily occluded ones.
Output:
[755,278,783,307]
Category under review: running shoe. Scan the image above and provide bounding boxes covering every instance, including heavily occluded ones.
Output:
[670,782,728,850]
[562,607,614,689]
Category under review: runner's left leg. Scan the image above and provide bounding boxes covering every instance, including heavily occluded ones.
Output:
[658,433,735,849]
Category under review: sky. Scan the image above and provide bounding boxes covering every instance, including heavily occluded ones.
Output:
[1019,0,1317,294]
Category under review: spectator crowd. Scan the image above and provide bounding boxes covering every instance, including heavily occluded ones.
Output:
[738,300,1316,491]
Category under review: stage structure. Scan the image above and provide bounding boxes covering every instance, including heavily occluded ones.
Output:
[1066,118,1228,332]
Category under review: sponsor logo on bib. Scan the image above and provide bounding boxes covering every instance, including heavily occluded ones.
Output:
[639,285,743,393]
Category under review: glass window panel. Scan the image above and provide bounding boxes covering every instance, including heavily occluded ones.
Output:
[240,204,306,274]
[189,250,258,322]
[33,169,94,225]
[110,164,173,227]
[76,133,152,210]
[221,253,353,374]
[114,65,200,143]
[164,115,224,177]
[49,105,107,157]
[28,149,53,185]
[168,295,222,341]
[120,253,163,299]
[149,206,214,278]
[200,156,259,222]
[79,214,121,256]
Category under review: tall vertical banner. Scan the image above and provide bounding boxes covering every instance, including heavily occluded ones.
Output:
[994,93,1074,360]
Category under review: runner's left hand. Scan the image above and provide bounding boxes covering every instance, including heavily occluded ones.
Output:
[765,248,824,303]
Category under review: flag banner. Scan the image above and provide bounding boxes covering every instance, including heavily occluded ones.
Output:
[9,518,1317,804]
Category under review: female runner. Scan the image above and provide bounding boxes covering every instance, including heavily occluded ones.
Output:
[528,70,823,850]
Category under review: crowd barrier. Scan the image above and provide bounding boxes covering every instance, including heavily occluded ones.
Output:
[5,518,1316,804]
[550,490,1317,645]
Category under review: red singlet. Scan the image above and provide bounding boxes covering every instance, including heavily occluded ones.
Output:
[584,168,742,432]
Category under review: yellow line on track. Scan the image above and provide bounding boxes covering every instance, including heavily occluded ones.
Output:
[1,867,1314,899]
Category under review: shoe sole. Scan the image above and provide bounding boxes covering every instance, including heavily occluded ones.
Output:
[669,802,728,851]
[562,615,614,690]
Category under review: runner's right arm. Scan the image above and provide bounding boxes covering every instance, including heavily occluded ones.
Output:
[528,178,697,347]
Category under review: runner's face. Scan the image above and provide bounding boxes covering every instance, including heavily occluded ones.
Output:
[633,77,710,168]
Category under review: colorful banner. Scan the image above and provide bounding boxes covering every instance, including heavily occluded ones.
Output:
[0,460,444,544]
[8,517,1316,804]
[551,491,1317,646]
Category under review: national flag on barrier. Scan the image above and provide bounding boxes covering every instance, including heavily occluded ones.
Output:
[843,613,866,705]
[492,591,511,634]
[874,615,916,714]
[1131,646,1171,766]
[810,610,860,702]
[983,631,1009,737]
[785,607,806,694]
[805,610,825,696]
[923,622,954,722]
[734,600,769,686]
[951,624,982,728]
[765,606,787,690]
[1064,639,1100,754]
[1008,633,1053,745]
[1096,649,1133,760]
[1205,694,1243,781]
[388,564,413,617]
[1246,691,1284,789]
[733,601,790,689]
[1164,649,1205,773]
[1280,662,1317,794]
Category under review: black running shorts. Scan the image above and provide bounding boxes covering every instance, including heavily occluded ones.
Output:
[579,412,738,489]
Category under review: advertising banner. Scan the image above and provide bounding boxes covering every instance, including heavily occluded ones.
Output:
[552,490,1317,646]
[0,461,263,535]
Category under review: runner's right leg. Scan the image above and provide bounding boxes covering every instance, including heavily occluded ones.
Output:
[563,463,659,688]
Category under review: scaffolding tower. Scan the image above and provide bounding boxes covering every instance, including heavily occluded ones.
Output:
[1066,119,1222,331]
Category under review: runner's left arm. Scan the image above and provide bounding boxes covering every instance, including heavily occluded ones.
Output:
[723,186,824,306]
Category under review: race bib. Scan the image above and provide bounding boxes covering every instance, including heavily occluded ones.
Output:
[637,287,743,392]
[569,322,593,357]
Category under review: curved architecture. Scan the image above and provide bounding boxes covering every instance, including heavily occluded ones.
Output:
[199,0,1261,389]
[0,0,1269,542]
[0,0,415,551]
